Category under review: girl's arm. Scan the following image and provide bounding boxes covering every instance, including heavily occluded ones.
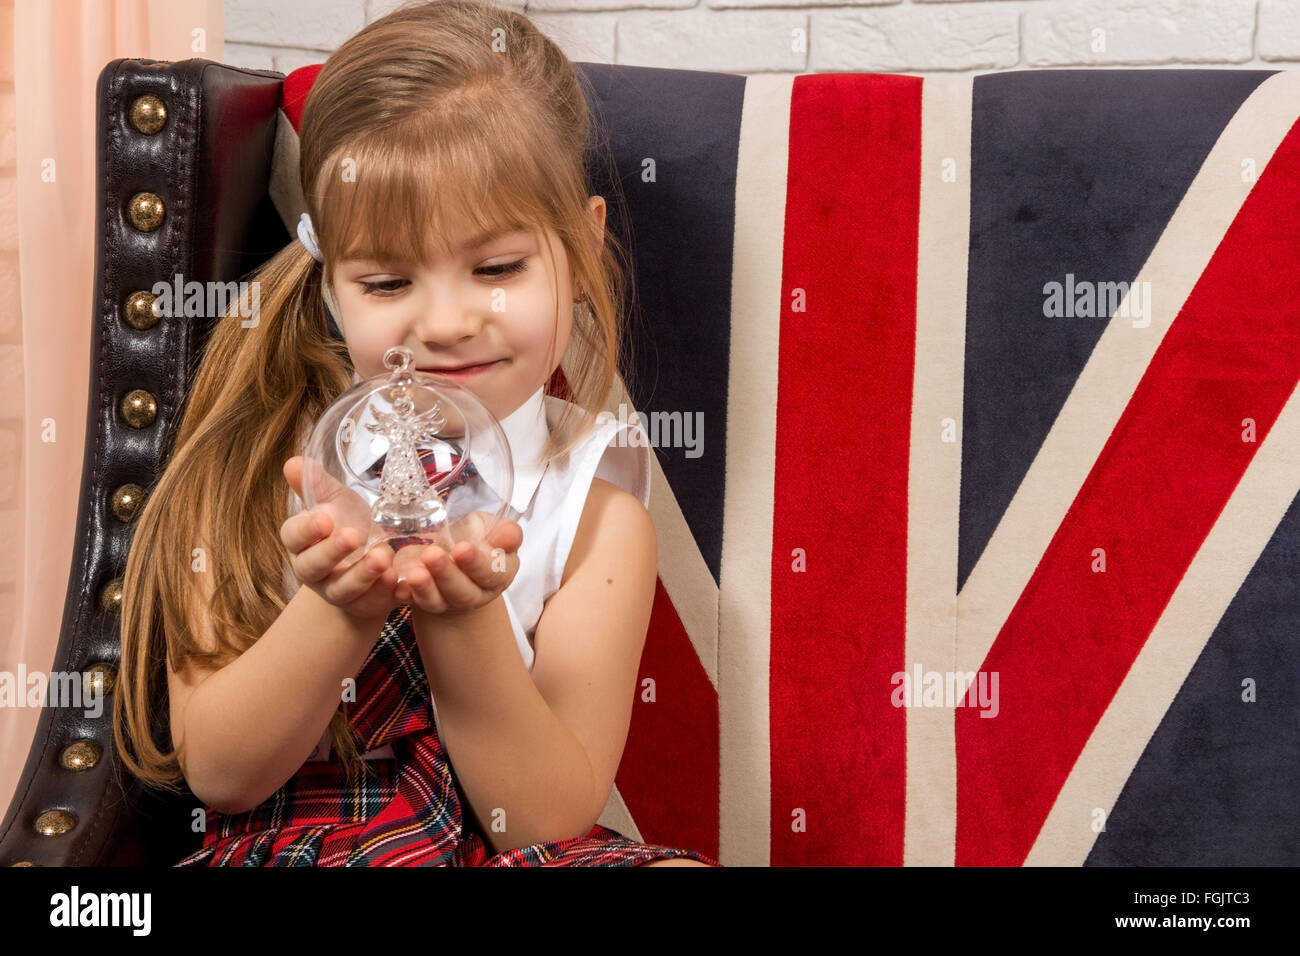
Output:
[169,582,385,815]
[413,478,657,853]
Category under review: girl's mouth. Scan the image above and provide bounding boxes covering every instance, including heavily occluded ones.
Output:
[418,359,503,380]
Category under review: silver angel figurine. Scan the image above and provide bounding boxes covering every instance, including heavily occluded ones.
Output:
[366,376,452,539]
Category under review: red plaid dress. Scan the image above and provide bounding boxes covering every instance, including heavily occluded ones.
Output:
[174,604,721,867]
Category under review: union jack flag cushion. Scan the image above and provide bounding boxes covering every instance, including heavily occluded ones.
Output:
[279,64,1300,866]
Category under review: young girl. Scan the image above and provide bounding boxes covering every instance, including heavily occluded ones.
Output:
[113,0,720,868]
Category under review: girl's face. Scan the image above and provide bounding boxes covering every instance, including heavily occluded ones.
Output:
[331,197,605,424]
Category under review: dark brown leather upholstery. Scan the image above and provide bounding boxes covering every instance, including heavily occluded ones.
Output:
[0,58,290,866]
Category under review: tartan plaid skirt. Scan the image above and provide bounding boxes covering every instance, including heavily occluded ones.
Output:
[174,605,720,867]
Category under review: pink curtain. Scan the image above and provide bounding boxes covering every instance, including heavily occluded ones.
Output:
[1,0,223,825]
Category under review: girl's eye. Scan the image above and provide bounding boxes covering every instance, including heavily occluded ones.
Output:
[360,279,407,296]
[478,258,528,279]
[358,259,527,297]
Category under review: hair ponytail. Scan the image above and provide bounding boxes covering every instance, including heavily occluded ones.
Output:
[115,240,368,792]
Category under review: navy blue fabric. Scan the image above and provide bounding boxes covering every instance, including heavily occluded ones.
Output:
[1087,489,1300,865]
[959,69,1275,594]
[578,63,746,585]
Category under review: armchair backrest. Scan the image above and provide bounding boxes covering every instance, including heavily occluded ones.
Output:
[1,58,290,866]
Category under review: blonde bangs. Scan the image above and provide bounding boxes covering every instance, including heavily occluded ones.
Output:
[311,106,558,277]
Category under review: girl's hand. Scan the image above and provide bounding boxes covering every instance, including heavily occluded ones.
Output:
[402,513,523,617]
[281,456,405,625]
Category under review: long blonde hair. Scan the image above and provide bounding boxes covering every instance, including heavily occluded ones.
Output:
[116,0,635,792]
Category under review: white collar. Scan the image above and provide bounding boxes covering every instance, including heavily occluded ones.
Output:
[491,384,550,516]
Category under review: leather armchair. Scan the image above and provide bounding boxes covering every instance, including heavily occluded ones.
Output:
[0,58,299,866]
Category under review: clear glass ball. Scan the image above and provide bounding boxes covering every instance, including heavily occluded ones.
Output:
[297,346,513,581]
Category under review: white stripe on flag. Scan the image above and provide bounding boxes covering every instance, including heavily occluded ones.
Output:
[719,73,794,868]
[905,75,973,868]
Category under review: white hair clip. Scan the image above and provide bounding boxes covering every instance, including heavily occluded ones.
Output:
[297,211,324,263]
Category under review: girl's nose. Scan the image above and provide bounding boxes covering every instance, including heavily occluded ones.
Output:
[413,289,485,345]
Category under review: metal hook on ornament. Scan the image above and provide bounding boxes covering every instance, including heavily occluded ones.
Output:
[383,346,417,416]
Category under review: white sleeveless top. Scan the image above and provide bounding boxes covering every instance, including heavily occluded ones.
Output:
[299,384,652,761]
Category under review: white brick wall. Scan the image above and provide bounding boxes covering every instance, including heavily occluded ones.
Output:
[224,0,1300,76]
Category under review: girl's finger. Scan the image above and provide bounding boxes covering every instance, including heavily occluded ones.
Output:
[319,543,393,604]
[389,543,432,583]
[488,518,523,553]
[283,457,304,499]
[403,561,446,614]
[395,579,418,605]
[293,524,364,585]
[281,508,331,554]
[455,542,510,590]
[298,453,351,504]
[423,545,484,609]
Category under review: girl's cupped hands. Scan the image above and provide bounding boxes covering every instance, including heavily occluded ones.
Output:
[283,456,522,621]
[396,511,523,617]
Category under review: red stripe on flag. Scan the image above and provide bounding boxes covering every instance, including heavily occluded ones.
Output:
[619,581,720,860]
[771,73,922,864]
[956,116,1300,866]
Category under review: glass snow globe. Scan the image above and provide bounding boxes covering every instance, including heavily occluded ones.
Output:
[298,345,513,581]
